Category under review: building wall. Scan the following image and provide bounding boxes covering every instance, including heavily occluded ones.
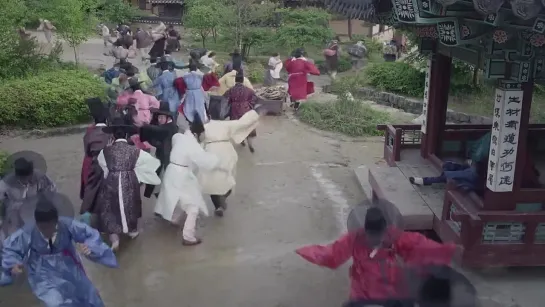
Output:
[329,19,394,43]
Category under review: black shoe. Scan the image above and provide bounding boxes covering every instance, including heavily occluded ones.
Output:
[249,146,255,153]
[241,141,246,147]
[214,208,224,217]
[154,192,159,198]
[409,177,415,184]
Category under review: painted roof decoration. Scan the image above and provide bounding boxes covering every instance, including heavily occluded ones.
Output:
[326,0,545,82]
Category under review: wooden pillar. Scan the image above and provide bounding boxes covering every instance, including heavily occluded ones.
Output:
[420,52,452,158]
[483,79,531,210]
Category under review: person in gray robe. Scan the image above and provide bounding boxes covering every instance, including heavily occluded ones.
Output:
[0,154,56,285]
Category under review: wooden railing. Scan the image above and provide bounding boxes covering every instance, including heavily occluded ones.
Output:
[377,124,422,166]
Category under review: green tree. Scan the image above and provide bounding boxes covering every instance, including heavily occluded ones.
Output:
[184,4,222,48]
[221,0,276,52]
[95,0,138,24]
[274,8,334,51]
[47,0,97,64]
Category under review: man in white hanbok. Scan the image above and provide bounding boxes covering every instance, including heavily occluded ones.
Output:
[154,114,221,246]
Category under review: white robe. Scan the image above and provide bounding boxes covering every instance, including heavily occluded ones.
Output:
[268,56,283,79]
[198,110,260,195]
[154,131,220,221]
[97,139,161,233]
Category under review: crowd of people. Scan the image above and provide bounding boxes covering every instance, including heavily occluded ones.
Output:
[0,21,475,307]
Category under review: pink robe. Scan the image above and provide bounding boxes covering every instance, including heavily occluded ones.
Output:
[116,90,160,127]
[296,228,456,300]
[284,58,320,101]
[117,90,159,150]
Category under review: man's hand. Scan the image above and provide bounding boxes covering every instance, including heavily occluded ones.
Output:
[76,243,91,256]
[11,264,23,275]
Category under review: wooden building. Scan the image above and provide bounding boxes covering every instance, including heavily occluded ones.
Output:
[332,0,545,267]
[130,0,185,25]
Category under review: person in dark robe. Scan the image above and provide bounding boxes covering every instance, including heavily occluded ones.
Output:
[80,99,111,227]
[2,192,118,304]
[324,40,340,80]
[149,35,167,60]
[224,72,258,153]
[166,25,181,52]
[96,118,161,251]
[223,49,244,75]
[141,101,178,198]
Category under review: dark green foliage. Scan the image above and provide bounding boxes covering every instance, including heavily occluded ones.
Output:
[314,55,352,73]
[365,62,425,97]
[298,97,390,137]
[0,69,106,128]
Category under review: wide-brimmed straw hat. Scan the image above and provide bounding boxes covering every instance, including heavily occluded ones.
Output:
[19,191,75,225]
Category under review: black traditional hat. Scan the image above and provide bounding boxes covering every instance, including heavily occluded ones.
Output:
[102,117,138,134]
[86,97,107,123]
[4,151,48,176]
[346,199,403,232]
[128,77,145,90]
[19,191,75,225]
[150,101,172,117]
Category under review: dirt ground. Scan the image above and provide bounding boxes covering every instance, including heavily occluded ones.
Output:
[0,31,543,307]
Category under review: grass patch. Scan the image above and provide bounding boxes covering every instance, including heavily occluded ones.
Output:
[298,98,390,137]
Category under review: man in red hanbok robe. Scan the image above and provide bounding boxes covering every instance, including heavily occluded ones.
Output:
[296,207,458,301]
[284,48,320,111]
[80,98,110,201]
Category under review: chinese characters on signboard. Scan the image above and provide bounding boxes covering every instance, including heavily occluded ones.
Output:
[421,58,432,134]
[486,86,523,192]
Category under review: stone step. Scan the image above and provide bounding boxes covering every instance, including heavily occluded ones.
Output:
[353,164,434,230]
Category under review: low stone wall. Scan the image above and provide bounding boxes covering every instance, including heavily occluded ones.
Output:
[354,87,492,124]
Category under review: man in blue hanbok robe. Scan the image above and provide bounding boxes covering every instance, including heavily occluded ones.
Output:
[1,193,118,307]
[153,57,180,118]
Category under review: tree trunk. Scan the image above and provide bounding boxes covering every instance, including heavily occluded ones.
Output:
[72,45,78,64]
[472,68,479,87]
[347,19,353,40]
[212,28,217,43]
[201,34,206,48]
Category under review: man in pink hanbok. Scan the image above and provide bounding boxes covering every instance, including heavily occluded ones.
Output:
[117,79,160,150]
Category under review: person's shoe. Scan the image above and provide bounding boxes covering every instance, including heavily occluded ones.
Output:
[182,238,202,246]
[128,231,140,239]
[249,146,255,153]
[0,272,13,286]
[154,192,159,198]
[409,177,425,185]
[241,141,246,147]
[214,208,224,217]
[111,240,120,252]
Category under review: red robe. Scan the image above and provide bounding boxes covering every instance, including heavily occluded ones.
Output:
[174,73,220,116]
[80,124,96,200]
[296,228,456,300]
[284,58,320,101]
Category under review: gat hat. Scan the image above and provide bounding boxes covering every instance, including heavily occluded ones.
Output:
[150,101,172,117]
[86,97,108,122]
[4,151,48,176]
[102,117,138,134]
[128,77,145,89]
[346,199,403,232]
[20,191,75,225]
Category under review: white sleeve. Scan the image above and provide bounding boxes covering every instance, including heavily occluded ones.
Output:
[97,150,109,178]
[134,150,161,185]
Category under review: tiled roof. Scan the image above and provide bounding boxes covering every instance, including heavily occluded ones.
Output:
[150,0,183,4]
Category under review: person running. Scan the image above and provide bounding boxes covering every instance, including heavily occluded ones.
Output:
[96,118,161,251]
[1,192,118,305]
[224,72,258,153]
[153,113,224,245]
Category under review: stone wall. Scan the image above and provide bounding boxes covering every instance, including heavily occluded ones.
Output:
[354,87,492,124]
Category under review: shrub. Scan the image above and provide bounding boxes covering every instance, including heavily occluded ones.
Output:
[0,151,8,176]
[314,55,352,73]
[330,73,367,94]
[0,69,107,128]
[364,62,425,97]
[246,61,265,84]
[298,97,390,137]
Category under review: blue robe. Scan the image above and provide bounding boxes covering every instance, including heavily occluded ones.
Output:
[182,72,207,123]
[2,218,118,307]
[153,70,180,115]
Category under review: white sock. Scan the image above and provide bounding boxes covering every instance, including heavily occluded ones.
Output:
[413,177,424,185]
